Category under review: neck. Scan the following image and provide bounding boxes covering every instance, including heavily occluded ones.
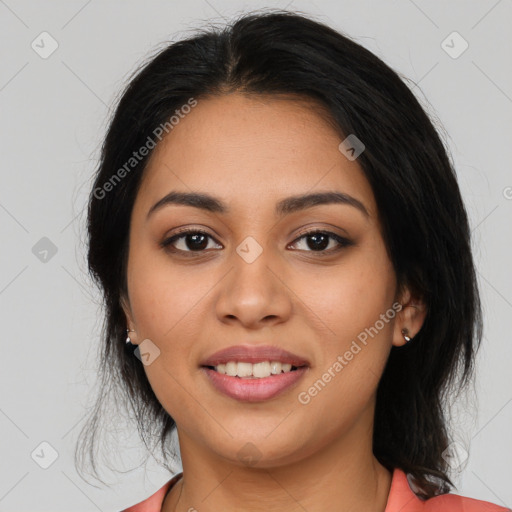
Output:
[162,407,392,512]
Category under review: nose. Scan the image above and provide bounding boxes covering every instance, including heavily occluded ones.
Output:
[215,241,293,329]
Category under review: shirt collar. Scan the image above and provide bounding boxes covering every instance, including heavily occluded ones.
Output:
[123,466,425,512]
[384,467,425,511]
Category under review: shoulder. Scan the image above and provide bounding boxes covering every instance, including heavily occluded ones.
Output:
[423,491,510,511]
[120,472,183,512]
[386,467,510,512]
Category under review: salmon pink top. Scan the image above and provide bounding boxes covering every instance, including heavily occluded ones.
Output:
[121,467,510,511]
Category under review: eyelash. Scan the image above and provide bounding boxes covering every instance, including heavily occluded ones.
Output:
[160,227,352,256]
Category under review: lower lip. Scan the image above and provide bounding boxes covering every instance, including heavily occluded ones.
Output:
[201,366,308,402]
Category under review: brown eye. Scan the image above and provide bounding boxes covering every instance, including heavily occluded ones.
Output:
[289,230,352,253]
[160,229,222,253]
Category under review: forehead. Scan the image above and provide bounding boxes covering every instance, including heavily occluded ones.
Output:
[135,93,378,220]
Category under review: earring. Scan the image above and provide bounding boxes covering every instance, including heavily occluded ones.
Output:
[401,328,412,343]
[126,328,135,344]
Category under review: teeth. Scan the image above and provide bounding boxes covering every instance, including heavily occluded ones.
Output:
[253,361,270,378]
[214,361,294,378]
[270,361,281,374]
[237,362,253,377]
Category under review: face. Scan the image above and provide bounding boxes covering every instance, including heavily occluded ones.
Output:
[122,93,424,469]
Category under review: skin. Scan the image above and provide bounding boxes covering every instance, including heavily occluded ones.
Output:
[121,92,427,512]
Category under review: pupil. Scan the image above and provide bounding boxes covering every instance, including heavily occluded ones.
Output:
[187,233,208,250]
[308,233,329,251]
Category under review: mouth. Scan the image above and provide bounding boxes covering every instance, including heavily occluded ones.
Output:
[200,345,310,402]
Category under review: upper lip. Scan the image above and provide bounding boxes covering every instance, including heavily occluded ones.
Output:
[200,345,310,367]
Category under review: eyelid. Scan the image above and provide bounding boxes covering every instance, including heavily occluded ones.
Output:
[293,225,349,241]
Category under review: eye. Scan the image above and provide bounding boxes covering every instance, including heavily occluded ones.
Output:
[160,228,222,253]
[160,228,352,256]
[289,229,352,253]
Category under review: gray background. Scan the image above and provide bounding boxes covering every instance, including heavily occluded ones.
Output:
[1,0,511,510]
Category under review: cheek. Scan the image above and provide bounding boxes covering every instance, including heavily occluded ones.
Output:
[292,239,396,352]
[293,265,395,437]
[289,241,396,421]
[126,249,214,404]
[128,245,211,337]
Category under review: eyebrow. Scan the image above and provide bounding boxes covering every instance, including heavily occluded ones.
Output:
[146,190,369,220]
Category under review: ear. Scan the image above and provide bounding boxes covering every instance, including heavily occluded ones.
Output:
[120,294,138,344]
[392,285,427,347]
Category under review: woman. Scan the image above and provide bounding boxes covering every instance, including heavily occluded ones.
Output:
[77,9,509,512]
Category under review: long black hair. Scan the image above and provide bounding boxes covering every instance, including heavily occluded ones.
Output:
[76,9,482,499]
